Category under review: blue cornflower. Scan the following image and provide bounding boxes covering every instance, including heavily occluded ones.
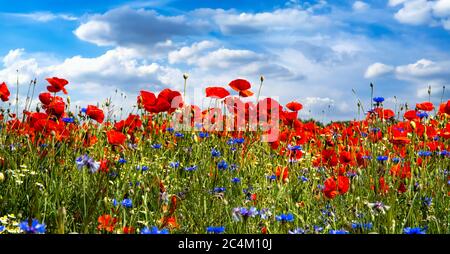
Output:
[371,127,380,133]
[62,117,74,123]
[289,228,306,234]
[166,127,174,133]
[0,225,5,232]
[230,164,238,171]
[346,171,358,178]
[267,175,277,181]
[439,150,448,156]
[417,112,428,119]
[329,229,349,234]
[404,227,426,234]
[233,207,258,219]
[275,213,294,222]
[76,155,100,173]
[287,144,302,151]
[213,187,226,193]
[151,144,162,149]
[206,226,225,234]
[361,132,368,137]
[418,151,432,157]
[174,132,184,138]
[141,226,169,234]
[313,225,323,233]
[19,219,46,234]
[81,108,87,113]
[169,162,180,168]
[140,165,149,171]
[362,155,372,160]
[121,199,132,208]
[112,199,118,207]
[217,160,228,170]
[231,177,241,183]
[118,158,127,164]
[392,157,401,163]
[351,222,373,230]
[299,176,308,182]
[227,138,244,145]
[373,97,385,103]
[377,156,388,162]
[317,184,325,190]
[422,197,432,207]
[211,148,221,157]
[184,165,197,171]
[199,132,209,138]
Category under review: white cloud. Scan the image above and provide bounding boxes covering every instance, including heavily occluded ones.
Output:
[395,58,450,80]
[0,48,183,113]
[394,0,433,25]
[353,1,370,12]
[389,0,450,29]
[74,7,211,47]
[211,8,331,35]
[168,40,216,64]
[1,11,78,22]
[433,0,450,17]
[364,63,395,78]
[365,59,450,80]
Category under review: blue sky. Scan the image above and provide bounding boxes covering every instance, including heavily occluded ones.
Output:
[0,0,449,121]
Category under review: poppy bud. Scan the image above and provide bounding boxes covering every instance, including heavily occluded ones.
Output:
[183,73,189,80]
[67,96,71,104]
[260,75,264,82]
[410,121,416,130]
[0,172,4,182]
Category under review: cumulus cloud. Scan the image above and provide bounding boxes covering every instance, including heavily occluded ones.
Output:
[365,63,395,78]
[0,48,183,113]
[365,59,450,80]
[353,1,370,12]
[74,7,211,47]
[212,8,331,35]
[168,40,216,64]
[395,58,450,80]
[389,0,450,29]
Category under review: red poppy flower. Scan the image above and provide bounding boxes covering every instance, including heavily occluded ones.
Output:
[286,101,303,111]
[46,77,69,94]
[439,100,450,115]
[416,101,434,111]
[229,79,251,92]
[382,109,395,119]
[97,214,117,232]
[99,159,109,173]
[275,166,289,182]
[106,130,126,145]
[123,226,135,234]
[144,98,171,113]
[86,105,105,123]
[239,89,254,97]
[137,90,156,106]
[46,98,65,117]
[404,110,419,121]
[38,92,52,105]
[323,176,350,199]
[205,87,230,99]
[0,82,10,102]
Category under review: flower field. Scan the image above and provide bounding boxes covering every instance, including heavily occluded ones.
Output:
[0,77,449,234]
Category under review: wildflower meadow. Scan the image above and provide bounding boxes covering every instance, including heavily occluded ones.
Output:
[0,77,449,235]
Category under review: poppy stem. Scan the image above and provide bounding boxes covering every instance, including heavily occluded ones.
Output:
[16,70,19,117]
[256,76,264,103]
